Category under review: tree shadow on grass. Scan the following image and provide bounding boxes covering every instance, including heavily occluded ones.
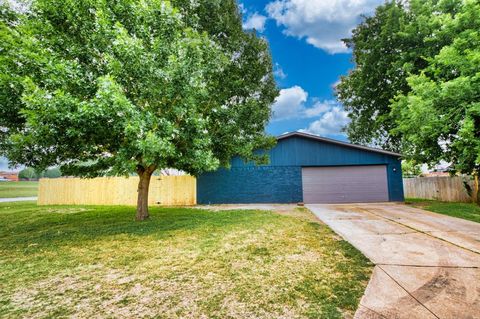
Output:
[0,204,275,250]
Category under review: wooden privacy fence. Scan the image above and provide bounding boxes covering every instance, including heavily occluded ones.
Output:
[38,176,196,206]
[403,176,478,202]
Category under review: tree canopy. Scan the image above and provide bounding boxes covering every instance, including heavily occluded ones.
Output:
[338,0,479,181]
[337,0,462,152]
[391,0,480,176]
[18,167,37,180]
[0,0,277,219]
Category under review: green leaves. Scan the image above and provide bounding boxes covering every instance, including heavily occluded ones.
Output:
[0,0,276,178]
[337,0,461,152]
[338,0,479,175]
[391,0,480,174]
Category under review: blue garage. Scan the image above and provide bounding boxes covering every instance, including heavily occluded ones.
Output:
[197,132,404,204]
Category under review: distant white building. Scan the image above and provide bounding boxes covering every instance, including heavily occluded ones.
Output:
[159,168,185,176]
[421,161,451,176]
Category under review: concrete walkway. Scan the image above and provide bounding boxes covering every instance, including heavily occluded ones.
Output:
[0,197,37,203]
[307,203,480,319]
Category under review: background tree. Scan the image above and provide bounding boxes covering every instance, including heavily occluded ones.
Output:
[17,166,61,179]
[391,0,480,201]
[336,0,461,151]
[43,167,62,178]
[401,160,422,178]
[0,0,277,220]
[18,167,38,180]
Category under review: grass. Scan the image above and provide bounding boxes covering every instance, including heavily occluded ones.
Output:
[406,198,480,223]
[0,181,38,198]
[0,202,372,319]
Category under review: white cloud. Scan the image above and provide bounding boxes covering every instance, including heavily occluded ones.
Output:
[331,79,341,89]
[266,0,382,54]
[238,3,247,15]
[243,12,268,32]
[272,86,308,120]
[303,100,337,117]
[273,63,287,79]
[4,0,31,13]
[300,106,350,136]
[271,86,343,130]
[271,85,350,136]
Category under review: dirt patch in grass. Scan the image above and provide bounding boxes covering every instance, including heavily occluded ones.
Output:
[0,203,372,318]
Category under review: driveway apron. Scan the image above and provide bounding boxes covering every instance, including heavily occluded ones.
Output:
[307,203,480,319]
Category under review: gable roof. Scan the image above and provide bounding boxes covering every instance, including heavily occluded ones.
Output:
[277,132,402,157]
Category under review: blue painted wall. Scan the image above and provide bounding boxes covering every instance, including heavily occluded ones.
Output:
[198,166,302,204]
[197,135,404,204]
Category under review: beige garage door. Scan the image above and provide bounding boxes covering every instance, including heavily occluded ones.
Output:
[302,165,389,203]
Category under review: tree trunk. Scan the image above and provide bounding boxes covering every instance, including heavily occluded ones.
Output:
[136,167,154,221]
[475,175,480,206]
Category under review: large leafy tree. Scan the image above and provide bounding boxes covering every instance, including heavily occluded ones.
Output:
[0,0,277,220]
[336,0,461,151]
[391,0,480,178]
[171,0,278,167]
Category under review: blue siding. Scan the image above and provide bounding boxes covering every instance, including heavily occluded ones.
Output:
[197,135,404,204]
[386,160,404,201]
[231,136,393,167]
[197,166,302,204]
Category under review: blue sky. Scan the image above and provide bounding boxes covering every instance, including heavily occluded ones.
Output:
[240,0,383,138]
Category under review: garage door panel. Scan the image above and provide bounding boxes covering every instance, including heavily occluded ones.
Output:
[302,165,389,203]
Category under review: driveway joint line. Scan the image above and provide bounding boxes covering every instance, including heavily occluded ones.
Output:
[376,263,479,269]
[377,265,440,319]
[358,303,388,319]
[358,207,480,256]
[425,230,470,233]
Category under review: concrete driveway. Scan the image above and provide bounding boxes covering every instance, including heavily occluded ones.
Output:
[0,197,37,203]
[307,203,480,319]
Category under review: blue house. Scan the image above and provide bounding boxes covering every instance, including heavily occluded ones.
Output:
[197,132,404,204]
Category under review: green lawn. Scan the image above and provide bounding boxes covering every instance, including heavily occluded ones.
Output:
[0,202,372,319]
[0,181,38,198]
[406,198,480,223]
